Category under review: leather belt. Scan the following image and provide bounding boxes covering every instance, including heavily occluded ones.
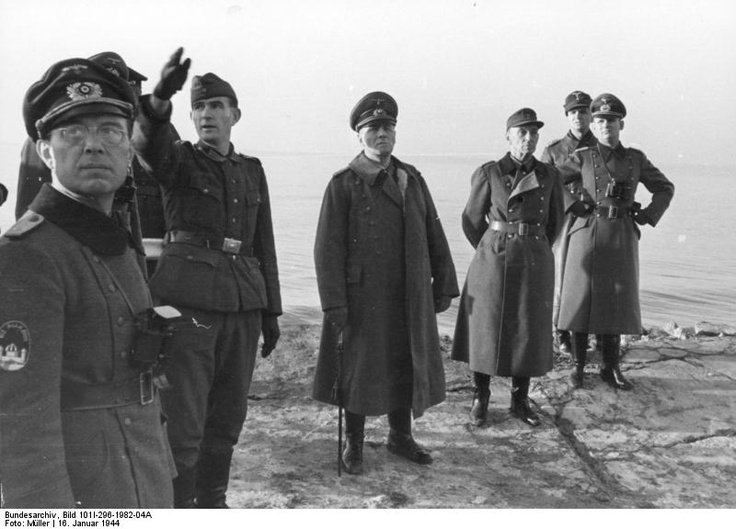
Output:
[490,220,545,236]
[167,230,253,256]
[61,371,155,410]
[594,205,630,220]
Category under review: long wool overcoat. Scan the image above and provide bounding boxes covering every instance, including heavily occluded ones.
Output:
[451,154,565,377]
[312,153,459,418]
[556,143,674,334]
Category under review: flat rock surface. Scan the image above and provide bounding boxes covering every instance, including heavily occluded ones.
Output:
[225,326,736,509]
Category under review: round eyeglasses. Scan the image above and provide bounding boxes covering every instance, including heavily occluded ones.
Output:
[54,124,129,146]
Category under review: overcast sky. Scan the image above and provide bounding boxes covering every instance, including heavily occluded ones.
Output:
[1,0,735,167]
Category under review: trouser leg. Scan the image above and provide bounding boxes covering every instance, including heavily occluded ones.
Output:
[469,371,491,425]
[510,376,541,427]
[570,332,589,389]
[599,334,633,390]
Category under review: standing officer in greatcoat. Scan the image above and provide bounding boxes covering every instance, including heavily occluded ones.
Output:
[0,58,175,508]
[557,93,675,390]
[312,92,459,475]
[452,108,565,427]
[133,48,282,508]
[540,91,598,359]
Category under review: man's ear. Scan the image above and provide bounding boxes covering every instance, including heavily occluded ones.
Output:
[36,139,55,171]
[620,120,625,131]
[231,107,242,125]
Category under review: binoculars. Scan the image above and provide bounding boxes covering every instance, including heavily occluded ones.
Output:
[605,181,634,201]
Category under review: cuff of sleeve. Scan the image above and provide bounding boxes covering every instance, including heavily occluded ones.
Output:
[140,95,173,123]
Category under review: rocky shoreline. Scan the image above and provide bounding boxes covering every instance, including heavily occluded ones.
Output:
[223,320,735,509]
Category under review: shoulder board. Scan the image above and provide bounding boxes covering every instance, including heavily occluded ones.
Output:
[573,146,594,153]
[237,153,262,165]
[331,166,352,179]
[3,211,45,239]
[627,146,645,156]
[546,138,563,148]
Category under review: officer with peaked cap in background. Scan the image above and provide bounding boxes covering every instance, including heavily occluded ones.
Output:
[452,108,565,428]
[312,91,459,475]
[14,51,169,278]
[540,91,601,369]
[133,48,282,508]
[0,58,175,508]
[556,93,674,391]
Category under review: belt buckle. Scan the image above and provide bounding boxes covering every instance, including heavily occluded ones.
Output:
[222,237,242,254]
[518,222,530,236]
[608,206,619,219]
[140,371,154,406]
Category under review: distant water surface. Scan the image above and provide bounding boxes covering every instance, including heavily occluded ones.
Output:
[1,146,733,334]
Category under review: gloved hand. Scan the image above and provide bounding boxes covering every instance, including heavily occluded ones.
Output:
[569,200,593,218]
[260,314,280,358]
[631,207,653,226]
[434,295,452,313]
[325,307,348,333]
[153,47,191,101]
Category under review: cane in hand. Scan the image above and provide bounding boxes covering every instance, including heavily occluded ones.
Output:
[335,332,344,476]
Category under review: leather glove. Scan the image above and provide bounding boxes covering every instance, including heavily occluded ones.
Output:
[631,207,653,226]
[153,47,191,101]
[260,314,280,358]
[434,295,452,313]
[325,307,348,333]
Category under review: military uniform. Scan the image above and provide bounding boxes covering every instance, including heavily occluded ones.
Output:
[0,187,175,508]
[133,70,282,507]
[557,94,674,390]
[0,56,178,507]
[540,91,598,346]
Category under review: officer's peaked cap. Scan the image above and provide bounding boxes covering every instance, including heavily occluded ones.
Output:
[591,93,626,119]
[350,91,398,131]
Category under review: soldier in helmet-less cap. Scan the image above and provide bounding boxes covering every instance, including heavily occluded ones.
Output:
[540,91,601,365]
[452,107,566,428]
[0,58,175,508]
[312,91,459,475]
[132,48,282,508]
[556,93,675,391]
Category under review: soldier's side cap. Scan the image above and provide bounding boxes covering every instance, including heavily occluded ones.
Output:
[564,90,592,113]
[591,93,626,119]
[191,73,238,107]
[23,58,137,141]
[350,91,398,131]
[506,108,544,130]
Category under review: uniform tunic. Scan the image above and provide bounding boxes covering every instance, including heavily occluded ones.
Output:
[312,153,458,418]
[556,143,674,334]
[451,154,565,376]
[0,185,174,508]
[540,130,598,327]
[133,97,281,468]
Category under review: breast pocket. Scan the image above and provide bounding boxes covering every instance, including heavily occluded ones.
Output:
[176,172,222,228]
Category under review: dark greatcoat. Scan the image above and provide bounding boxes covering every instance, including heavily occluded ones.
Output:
[556,143,674,334]
[451,154,565,377]
[540,130,598,327]
[0,186,175,508]
[312,153,459,418]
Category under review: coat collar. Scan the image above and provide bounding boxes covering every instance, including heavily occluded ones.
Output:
[598,141,627,160]
[349,152,406,207]
[566,129,596,149]
[29,184,131,256]
[498,152,537,176]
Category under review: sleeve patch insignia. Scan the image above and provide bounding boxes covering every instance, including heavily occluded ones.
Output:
[0,321,31,371]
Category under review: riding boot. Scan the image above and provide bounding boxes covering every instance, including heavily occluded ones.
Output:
[172,465,198,508]
[570,332,588,389]
[469,371,491,426]
[195,449,233,508]
[600,334,633,390]
[509,377,541,427]
[387,407,432,465]
[342,410,365,475]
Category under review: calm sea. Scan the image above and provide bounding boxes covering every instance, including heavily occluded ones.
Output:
[1,146,733,333]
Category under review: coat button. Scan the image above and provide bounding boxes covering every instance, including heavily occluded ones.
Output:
[117,316,125,326]
[124,418,132,426]
[120,351,127,359]
[203,188,209,194]
[108,284,116,292]
[507,234,514,239]
[92,256,100,263]
[233,198,239,204]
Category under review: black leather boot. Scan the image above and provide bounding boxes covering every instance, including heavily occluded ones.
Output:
[469,371,491,426]
[600,334,633,390]
[195,449,233,508]
[173,465,198,508]
[342,411,365,475]
[387,407,432,465]
[510,377,541,427]
[570,332,588,389]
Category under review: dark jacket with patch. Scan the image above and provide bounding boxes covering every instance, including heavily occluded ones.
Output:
[0,186,174,508]
[133,98,282,315]
[312,153,459,417]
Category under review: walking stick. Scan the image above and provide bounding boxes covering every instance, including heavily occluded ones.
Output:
[335,331,344,476]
